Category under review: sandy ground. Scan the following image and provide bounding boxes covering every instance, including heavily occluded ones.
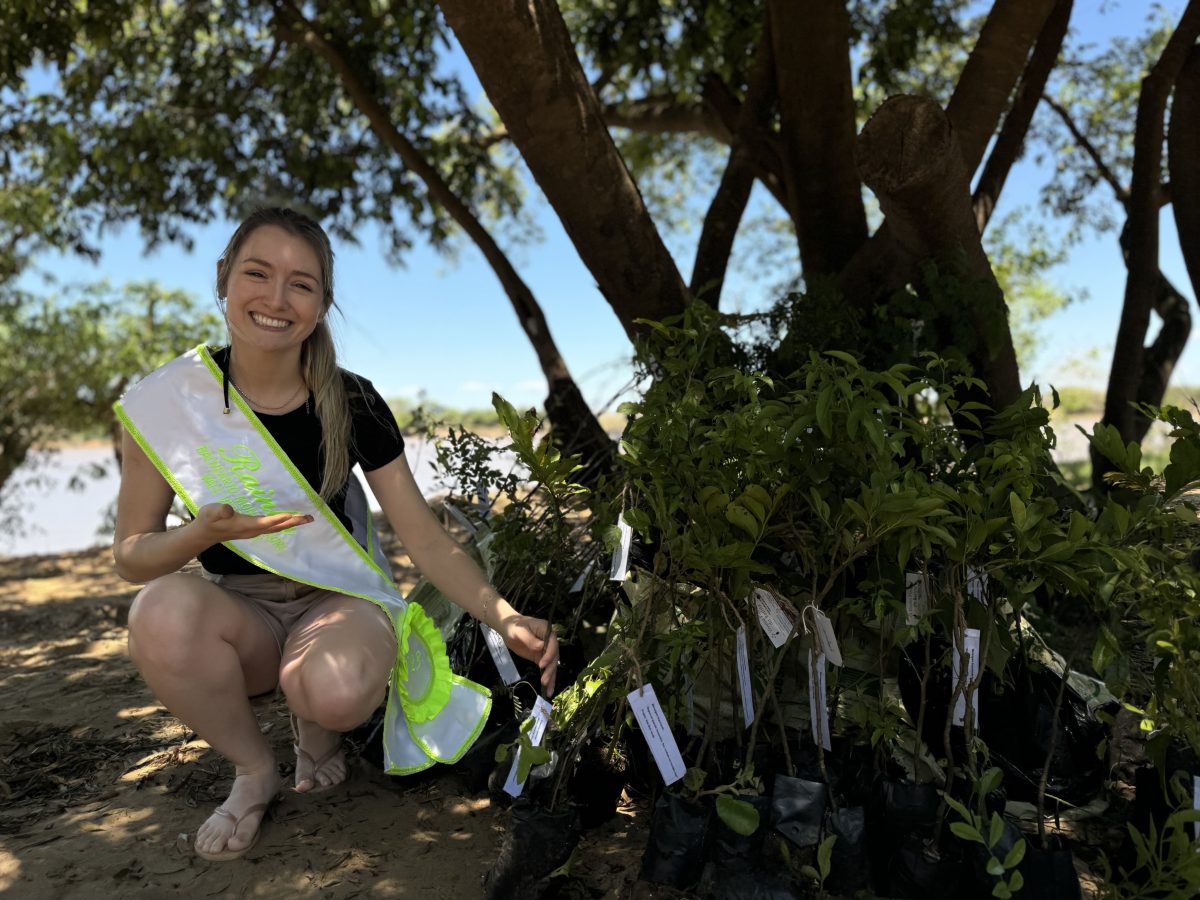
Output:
[0,544,653,900]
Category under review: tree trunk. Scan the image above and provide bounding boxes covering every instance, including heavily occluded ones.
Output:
[1096,1,1200,488]
[945,0,1058,176]
[690,25,777,307]
[1169,46,1200,324]
[767,0,866,276]
[973,0,1073,232]
[437,0,691,338]
[856,96,1021,412]
[275,5,613,467]
[840,0,1058,314]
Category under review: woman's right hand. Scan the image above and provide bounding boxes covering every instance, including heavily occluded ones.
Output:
[194,503,314,542]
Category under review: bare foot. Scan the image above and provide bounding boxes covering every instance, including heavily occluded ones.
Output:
[194,762,282,857]
[293,716,347,793]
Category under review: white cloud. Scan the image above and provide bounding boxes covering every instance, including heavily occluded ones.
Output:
[458,380,489,394]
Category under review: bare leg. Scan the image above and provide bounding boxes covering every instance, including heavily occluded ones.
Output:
[127,573,283,855]
[279,595,396,791]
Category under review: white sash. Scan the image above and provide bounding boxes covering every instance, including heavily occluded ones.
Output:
[114,345,491,774]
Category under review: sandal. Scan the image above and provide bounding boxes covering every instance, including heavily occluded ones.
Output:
[194,801,273,862]
[290,712,347,794]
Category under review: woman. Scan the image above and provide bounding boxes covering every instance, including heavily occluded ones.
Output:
[113,207,558,861]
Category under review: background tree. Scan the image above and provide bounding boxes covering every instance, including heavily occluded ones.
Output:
[0,281,220,529]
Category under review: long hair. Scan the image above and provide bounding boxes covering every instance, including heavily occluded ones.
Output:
[215,208,351,503]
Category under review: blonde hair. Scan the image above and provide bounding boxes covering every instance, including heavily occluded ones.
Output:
[216,208,351,503]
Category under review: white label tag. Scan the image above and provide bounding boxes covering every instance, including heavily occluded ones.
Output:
[952,627,981,728]
[905,572,928,625]
[443,501,477,535]
[736,625,754,728]
[609,516,633,581]
[569,559,595,594]
[809,650,831,751]
[503,695,553,797]
[807,608,843,667]
[480,621,521,685]
[967,566,988,606]
[754,588,794,648]
[628,684,686,786]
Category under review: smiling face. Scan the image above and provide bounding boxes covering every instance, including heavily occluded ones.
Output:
[220,224,327,357]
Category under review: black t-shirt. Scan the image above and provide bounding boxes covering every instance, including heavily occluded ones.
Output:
[198,347,405,575]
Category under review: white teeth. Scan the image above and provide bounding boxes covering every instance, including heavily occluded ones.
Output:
[250,312,290,328]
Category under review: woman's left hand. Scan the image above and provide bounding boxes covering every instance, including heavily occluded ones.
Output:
[501,615,560,695]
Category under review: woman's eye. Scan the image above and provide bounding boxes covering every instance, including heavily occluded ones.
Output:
[293,282,313,292]
[247,270,265,278]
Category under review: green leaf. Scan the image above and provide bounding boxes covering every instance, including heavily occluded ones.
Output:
[817,834,837,879]
[1008,492,1027,530]
[988,813,1004,849]
[986,856,1005,877]
[715,796,761,836]
[950,822,985,844]
[1002,839,1026,869]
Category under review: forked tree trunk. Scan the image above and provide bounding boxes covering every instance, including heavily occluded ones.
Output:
[856,96,1021,413]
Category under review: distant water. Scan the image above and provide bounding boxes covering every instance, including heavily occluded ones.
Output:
[0,438,518,558]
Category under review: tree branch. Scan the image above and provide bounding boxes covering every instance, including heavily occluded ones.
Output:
[973,0,1073,232]
[1041,94,1130,204]
[690,21,776,306]
[272,2,612,461]
[768,0,866,275]
[437,0,691,338]
[946,0,1059,176]
[701,75,789,210]
[1168,45,1200,333]
[1098,0,1200,485]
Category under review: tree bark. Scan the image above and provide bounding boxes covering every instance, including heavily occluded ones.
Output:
[701,76,789,210]
[856,96,1021,412]
[945,0,1058,176]
[437,0,691,338]
[1169,46,1200,328]
[1097,1,1200,487]
[767,0,867,276]
[690,25,776,307]
[973,0,1073,232]
[840,0,1058,313]
[274,5,613,464]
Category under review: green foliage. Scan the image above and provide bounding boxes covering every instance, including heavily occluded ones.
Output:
[944,770,1027,899]
[1081,407,1200,759]
[0,1,527,270]
[1098,802,1200,898]
[0,281,219,520]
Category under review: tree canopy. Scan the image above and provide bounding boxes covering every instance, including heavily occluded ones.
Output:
[3,0,1199,486]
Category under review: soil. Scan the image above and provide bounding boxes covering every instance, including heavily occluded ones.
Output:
[0,543,654,900]
[0,532,1144,899]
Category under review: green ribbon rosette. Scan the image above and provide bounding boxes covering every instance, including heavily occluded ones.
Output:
[393,603,454,723]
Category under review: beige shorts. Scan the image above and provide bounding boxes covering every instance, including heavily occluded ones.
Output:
[201,570,353,658]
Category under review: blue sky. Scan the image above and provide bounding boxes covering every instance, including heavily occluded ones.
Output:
[14,0,1196,412]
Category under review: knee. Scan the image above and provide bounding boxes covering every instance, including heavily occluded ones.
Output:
[127,575,207,672]
[283,660,384,732]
